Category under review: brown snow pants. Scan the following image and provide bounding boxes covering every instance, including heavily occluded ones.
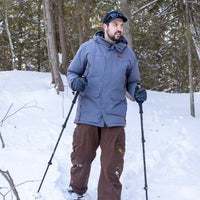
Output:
[70,124,125,200]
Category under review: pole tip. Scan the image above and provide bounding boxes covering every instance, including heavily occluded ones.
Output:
[33,192,43,200]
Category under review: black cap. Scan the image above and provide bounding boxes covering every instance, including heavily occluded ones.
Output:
[103,11,128,24]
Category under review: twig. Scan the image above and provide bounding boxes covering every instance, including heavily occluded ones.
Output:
[4,180,40,197]
[132,0,159,16]
[16,180,40,188]
[0,103,41,127]
[0,103,13,127]
[0,103,43,148]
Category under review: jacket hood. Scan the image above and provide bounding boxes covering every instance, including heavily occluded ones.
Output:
[93,31,128,53]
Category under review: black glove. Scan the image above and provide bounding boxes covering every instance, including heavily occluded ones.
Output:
[134,84,147,103]
[71,77,87,92]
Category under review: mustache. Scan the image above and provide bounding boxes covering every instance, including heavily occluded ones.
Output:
[115,31,122,34]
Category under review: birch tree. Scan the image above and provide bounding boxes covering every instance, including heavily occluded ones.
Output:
[4,0,16,70]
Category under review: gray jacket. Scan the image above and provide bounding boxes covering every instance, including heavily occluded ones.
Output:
[67,31,140,127]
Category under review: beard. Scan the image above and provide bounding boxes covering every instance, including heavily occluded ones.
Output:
[106,30,121,42]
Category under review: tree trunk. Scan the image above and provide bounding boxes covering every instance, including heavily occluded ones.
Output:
[4,0,16,70]
[37,0,42,72]
[192,41,200,76]
[185,0,195,117]
[190,3,200,77]
[120,0,134,101]
[75,0,84,45]
[18,0,24,70]
[75,0,90,45]
[43,0,64,93]
[58,0,70,74]
[83,0,90,42]
[121,0,133,49]
[64,26,76,57]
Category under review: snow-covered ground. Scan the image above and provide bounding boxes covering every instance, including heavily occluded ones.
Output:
[0,70,200,200]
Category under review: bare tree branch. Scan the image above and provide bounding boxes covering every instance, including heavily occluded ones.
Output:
[0,103,13,127]
[0,103,43,127]
[0,103,43,148]
[0,169,20,200]
[0,131,5,148]
[188,1,200,6]
[132,0,159,16]
[0,169,40,200]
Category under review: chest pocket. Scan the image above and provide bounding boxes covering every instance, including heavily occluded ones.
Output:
[85,54,105,79]
[111,57,129,89]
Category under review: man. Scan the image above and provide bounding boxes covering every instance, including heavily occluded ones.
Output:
[67,10,147,200]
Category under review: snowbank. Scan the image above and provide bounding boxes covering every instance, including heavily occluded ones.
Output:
[0,70,200,200]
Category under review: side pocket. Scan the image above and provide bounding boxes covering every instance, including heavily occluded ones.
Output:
[116,127,125,156]
[72,125,81,152]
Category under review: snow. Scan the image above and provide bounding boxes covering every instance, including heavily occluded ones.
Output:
[0,70,200,200]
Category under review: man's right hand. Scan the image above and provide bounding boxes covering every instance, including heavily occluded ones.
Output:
[71,77,87,92]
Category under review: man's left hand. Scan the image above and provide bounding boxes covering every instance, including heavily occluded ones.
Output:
[134,84,147,103]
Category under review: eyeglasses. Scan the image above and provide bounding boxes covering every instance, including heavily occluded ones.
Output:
[104,12,126,23]
[110,12,124,19]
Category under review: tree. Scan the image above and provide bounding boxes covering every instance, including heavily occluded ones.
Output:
[43,0,64,93]
[120,0,133,49]
[185,0,195,117]
[4,0,16,70]
[36,0,43,72]
[57,0,70,74]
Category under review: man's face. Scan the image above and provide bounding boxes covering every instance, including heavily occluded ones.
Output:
[104,18,124,44]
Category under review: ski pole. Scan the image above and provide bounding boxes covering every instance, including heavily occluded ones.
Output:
[37,91,79,193]
[138,102,149,200]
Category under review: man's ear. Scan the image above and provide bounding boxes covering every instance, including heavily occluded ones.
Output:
[103,23,107,31]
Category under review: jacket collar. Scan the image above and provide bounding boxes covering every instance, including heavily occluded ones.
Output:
[94,31,127,53]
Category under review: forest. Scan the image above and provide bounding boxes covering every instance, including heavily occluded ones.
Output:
[0,0,200,93]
